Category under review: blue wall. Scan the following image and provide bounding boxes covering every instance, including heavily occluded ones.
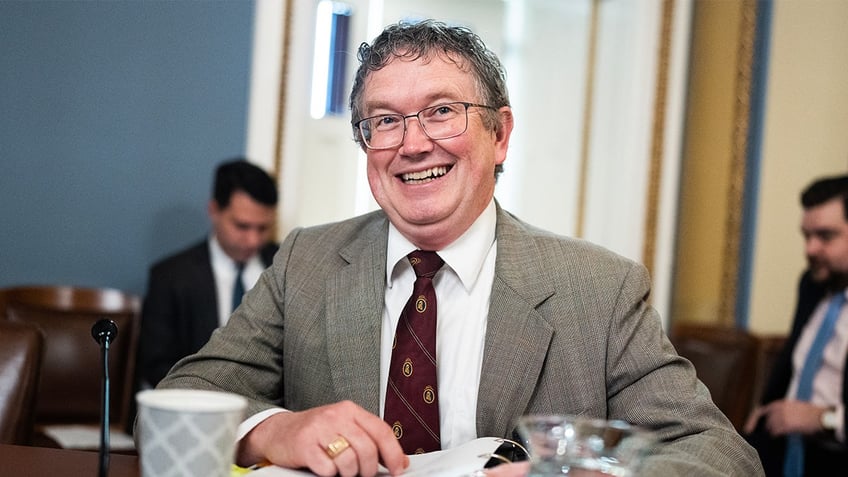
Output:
[0,0,255,296]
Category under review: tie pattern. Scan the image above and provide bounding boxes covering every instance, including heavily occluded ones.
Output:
[784,291,846,477]
[384,251,444,454]
[232,262,245,312]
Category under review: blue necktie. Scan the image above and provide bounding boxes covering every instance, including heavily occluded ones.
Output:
[232,263,245,312]
[784,291,846,477]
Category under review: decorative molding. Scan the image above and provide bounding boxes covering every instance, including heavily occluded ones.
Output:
[576,0,600,238]
[719,0,757,326]
[271,0,294,240]
[273,0,293,180]
[642,0,675,280]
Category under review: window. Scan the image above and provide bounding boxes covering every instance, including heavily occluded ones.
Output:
[311,1,352,118]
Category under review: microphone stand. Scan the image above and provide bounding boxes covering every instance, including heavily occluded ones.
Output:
[92,319,118,477]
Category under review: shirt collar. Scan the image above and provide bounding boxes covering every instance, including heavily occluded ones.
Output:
[386,199,497,292]
[209,234,233,269]
[209,234,254,270]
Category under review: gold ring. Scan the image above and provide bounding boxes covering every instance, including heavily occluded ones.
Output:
[325,435,351,459]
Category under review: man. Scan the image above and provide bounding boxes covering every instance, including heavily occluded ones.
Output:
[153,21,762,476]
[745,174,848,476]
[136,158,278,389]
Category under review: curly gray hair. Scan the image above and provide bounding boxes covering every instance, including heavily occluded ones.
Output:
[349,19,511,154]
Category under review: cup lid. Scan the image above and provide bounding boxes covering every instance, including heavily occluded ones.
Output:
[136,389,247,413]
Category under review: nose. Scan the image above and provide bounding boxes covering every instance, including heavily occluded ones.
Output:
[805,237,820,257]
[243,227,265,251]
[399,117,433,154]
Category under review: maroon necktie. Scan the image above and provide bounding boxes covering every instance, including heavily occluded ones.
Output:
[384,250,444,454]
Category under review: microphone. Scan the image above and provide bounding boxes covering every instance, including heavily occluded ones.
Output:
[91,319,118,477]
[92,318,118,345]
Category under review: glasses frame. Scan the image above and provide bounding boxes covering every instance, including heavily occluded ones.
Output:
[354,101,497,150]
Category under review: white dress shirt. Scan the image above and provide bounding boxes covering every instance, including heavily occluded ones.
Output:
[237,200,498,448]
[381,199,497,449]
[209,235,265,327]
[787,288,848,442]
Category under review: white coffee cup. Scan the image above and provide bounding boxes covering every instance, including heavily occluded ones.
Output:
[136,389,248,477]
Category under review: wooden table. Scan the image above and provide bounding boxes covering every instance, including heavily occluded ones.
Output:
[1,444,139,476]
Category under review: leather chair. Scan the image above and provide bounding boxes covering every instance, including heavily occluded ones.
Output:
[751,334,788,406]
[669,323,759,432]
[0,321,45,445]
[0,285,140,449]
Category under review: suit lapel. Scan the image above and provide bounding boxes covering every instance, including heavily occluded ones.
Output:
[477,207,555,438]
[317,208,557,431]
[325,217,389,415]
[193,242,219,344]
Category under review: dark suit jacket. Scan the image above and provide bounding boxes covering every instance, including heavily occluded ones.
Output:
[136,239,277,387]
[158,205,763,475]
[751,271,848,475]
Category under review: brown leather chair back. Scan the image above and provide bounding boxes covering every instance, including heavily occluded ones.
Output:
[0,285,140,433]
[0,320,45,445]
[669,323,758,431]
[751,334,788,406]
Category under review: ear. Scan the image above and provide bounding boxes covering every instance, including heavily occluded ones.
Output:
[494,107,514,166]
[207,199,220,219]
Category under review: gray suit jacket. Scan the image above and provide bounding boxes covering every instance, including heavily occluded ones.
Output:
[159,205,763,476]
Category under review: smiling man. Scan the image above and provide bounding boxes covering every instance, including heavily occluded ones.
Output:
[152,20,763,477]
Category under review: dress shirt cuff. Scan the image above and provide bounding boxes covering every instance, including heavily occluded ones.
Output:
[835,405,845,442]
[237,408,290,441]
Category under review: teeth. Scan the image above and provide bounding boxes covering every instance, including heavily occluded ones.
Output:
[402,166,448,183]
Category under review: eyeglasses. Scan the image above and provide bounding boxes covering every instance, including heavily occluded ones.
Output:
[354,101,497,150]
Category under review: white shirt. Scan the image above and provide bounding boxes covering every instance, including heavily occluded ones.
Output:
[788,288,848,442]
[237,200,499,447]
[209,235,265,327]
[381,199,497,449]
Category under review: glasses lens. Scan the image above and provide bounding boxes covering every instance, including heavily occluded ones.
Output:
[420,103,467,140]
[361,114,404,149]
[358,103,472,149]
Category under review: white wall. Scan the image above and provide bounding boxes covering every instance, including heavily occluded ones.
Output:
[748,0,848,334]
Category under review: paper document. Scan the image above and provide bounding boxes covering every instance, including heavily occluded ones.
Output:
[250,436,503,477]
[41,424,136,450]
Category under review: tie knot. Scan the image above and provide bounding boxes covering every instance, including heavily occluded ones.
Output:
[408,251,443,279]
[235,262,245,274]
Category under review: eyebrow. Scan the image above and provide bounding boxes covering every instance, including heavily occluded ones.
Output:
[802,226,840,235]
[363,94,462,115]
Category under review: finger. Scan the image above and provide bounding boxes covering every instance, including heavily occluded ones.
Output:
[303,443,340,477]
[325,435,352,459]
[765,411,787,436]
[322,433,376,477]
[321,401,400,475]
[334,427,380,477]
[743,407,764,434]
[328,439,359,477]
[298,431,351,477]
[346,405,408,474]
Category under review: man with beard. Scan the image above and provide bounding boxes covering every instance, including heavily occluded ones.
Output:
[745,174,848,476]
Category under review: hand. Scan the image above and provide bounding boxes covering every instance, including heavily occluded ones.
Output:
[238,400,409,477]
[743,405,764,435]
[751,399,827,437]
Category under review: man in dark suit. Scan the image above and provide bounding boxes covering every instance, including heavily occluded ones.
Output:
[745,174,848,476]
[152,21,762,477]
[136,159,278,389]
